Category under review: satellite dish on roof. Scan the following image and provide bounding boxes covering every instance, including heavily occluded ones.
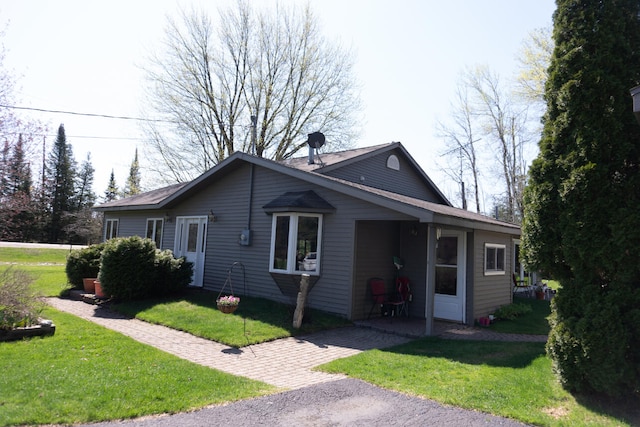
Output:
[306,131,325,165]
[307,131,325,148]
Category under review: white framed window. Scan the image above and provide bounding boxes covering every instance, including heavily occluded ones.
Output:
[484,243,506,275]
[105,218,119,240]
[146,218,164,248]
[386,154,400,170]
[269,213,322,275]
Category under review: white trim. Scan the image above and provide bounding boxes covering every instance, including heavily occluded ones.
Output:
[269,213,323,275]
[484,243,506,276]
[173,216,208,287]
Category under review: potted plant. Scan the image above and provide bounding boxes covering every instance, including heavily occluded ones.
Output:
[534,283,546,300]
[216,295,240,314]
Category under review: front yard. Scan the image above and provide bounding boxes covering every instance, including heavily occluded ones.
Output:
[1,247,637,426]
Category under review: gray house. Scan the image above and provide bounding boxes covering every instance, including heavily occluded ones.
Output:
[94,142,520,333]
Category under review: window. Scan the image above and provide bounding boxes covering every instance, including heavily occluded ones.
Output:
[269,213,322,275]
[146,218,164,248]
[386,154,400,170]
[484,243,506,275]
[105,219,118,240]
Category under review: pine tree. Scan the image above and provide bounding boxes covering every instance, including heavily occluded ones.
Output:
[123,148,141,197]
[103,169,119,202]
[45,124,77,242]
[74,153,96,210]
[0,134,35,241]
[522,0,640,396]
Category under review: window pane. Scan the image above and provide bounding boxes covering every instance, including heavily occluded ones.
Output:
[112,221,118,238]
[436,266,457,295]
[297,216,319,271]
[146,220,154,240]
[496,248,505,271]
[273,216,290,270]
[486,247,496,270]
[436,236,457,266]
[187,223,198,252]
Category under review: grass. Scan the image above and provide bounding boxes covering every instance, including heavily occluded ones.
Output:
[113,291,352,348]
[0,247,70,265]
[0,247,72,297]
[489,296,552,335]
[0,307,274,426]
[319,338,639,426]
[3,246,638,425]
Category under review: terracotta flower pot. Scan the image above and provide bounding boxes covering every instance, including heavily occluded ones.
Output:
[82,278,97,293]
[94,280,107,299]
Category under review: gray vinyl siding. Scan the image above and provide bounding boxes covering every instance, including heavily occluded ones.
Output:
[142,163,415,318]
[323,148,444,203]
[472,230,513,319]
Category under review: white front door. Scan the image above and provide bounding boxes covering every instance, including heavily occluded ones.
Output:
[434,230,466,322]
[174,216,207,287]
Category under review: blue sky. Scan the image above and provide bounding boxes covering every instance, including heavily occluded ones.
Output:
[1,0,556,208]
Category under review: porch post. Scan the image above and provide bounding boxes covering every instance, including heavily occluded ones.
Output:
[425,224,438,336]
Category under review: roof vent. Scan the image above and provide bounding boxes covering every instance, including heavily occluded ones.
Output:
[307,132,325,165]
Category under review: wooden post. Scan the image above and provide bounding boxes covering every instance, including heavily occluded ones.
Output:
[293,274,310,329]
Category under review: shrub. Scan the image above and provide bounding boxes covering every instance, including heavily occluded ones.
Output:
[154,249,193,295]
[493,302,532,321]
[0,267,43,329]
[98,237,157,300]
[65,243,105,287]
[98,236,193,300]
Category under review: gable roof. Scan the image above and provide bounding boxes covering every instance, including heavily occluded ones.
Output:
[280,142,451,206]
[94,144,519,235]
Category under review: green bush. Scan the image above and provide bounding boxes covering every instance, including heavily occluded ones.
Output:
[65,243,105,287]
[0,267,43,329]
[98,236,192,300]
[493,302,532,321]
[154,249,193,295]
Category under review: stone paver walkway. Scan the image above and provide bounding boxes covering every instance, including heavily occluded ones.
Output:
[47,298,411,390]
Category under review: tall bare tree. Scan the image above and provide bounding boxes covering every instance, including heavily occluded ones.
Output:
[436,84,483,213]
[142,1,361,183]
[515,26,553,106]
[464,65,530,223]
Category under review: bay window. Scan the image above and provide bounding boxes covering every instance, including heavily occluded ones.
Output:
[270,213,322,274]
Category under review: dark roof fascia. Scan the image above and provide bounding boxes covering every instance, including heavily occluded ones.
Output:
[96,152,520,235]
[392,143,452,206]
[286,142,451,206]
[322,176,520,235]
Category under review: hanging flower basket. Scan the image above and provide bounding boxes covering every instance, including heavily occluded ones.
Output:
[216,295,240,314]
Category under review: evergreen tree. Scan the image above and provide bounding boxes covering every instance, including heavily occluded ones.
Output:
[123,148,141,197]
[74,153,96,210]
[0,134,35,241]
[0,140,9,198]
[45,124,77,243]
[103,169,119,202]
[522,0,640,396]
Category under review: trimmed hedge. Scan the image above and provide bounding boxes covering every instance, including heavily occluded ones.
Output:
[98,236,192,300]
[65,243,106,288]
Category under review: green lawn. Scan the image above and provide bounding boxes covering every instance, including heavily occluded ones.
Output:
[0,307,274,426]
[113,291,352,347]
[490,296,552,335]
[3,246,638,426]
[319,338,638,426]
[0,247,70,265]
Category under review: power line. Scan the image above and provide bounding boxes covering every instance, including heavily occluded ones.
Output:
[0,104,173,123]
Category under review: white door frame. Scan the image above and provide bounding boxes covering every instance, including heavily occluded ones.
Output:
[434,229,466,322]
[173,216,208,287]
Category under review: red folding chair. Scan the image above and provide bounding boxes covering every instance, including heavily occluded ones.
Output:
[395,276,411,317]
[368,278,403,319]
